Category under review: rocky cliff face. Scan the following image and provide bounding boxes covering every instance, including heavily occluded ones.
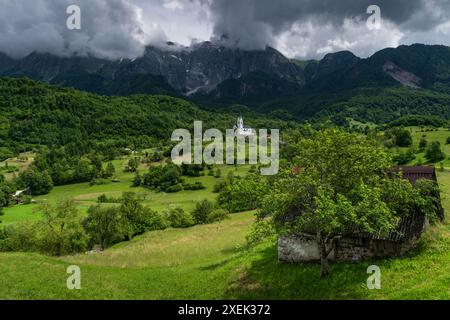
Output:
[123,41,304,94]
[2,43,450,104]
[0,41,304,97]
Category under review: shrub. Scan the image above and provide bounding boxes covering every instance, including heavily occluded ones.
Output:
[141,208,169,232]
[103,162,116,178]
[133,174,142,187]
[97,194,121,203]
[207,209,230,224]
[83,205,123,250]
[181,164,204,177]
[218,173,269,213]
[447,137,450,145]
[119,193,169,238]
[37,200,88,256]
[143,163,182,192]
[213,181,227,193]
[419,138,428,151]
[425,141,446,163]
[18,168,53,195]
[0,222,38,252]
[183,181,206,191]
[89,178,109,186]
[1,201,89,256]
[192,199,215,224]
[166,183,183,193]
[393,148,416,165]
[165,207,195,228]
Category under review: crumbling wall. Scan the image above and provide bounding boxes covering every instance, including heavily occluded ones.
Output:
[278,234,417,263]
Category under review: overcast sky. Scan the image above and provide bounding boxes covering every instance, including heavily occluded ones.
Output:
[1,0,450,60]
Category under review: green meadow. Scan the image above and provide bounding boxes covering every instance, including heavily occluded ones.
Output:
[0,128,450,299]
[0,148,449,299]
[1,158,250,225]
[390,127,450,167]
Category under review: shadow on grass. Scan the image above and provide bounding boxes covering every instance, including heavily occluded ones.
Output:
[223,244,386,300]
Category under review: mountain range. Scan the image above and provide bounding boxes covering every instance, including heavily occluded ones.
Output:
[1,42,450,123]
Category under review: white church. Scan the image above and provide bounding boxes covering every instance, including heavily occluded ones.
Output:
[234,116,255,136]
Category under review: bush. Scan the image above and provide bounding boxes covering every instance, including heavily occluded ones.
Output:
[207,209,230,224]
[425,141,446,163]
[447,137,450,145]
[393,148,416,165]
[18,168,53,195]
[218,174,269,213]
[192,199,215,224]
[419,138,428,151]
[166,183,183,193]
[37,200,88,256]
[0,201,88,256]
[119,192,169,238]
[83,205,123,250]
[165,207,195,228]
[183,181,206,191]
[89,178,109,186]
[181,164,204,177]
[386,128,413,147]
[133,174,142,187]
[213,181,227,193]
[143,164,183,192]
[0,222,38,252]
[97,194,121,203]
[141,208,169,232]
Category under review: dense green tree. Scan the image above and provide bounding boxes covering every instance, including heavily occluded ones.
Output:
[38,200,88,256]
[393,147,416,165]
[18,168,53,195]
[192,199,215,225]
[143,164,182,192]
[126,158,139,173]
[164,207,195,228]
[218,173,269,213]
[390,128,413,147]
[419,138,428,151]
[119,192,168,239]
[425,141,446,163]
[132,174,142,187]
[74,158,95,182]
[104,162,116,178]
[257,129,424,277]
[83,205,123,250]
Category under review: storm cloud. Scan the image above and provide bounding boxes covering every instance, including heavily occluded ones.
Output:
[207,0,450,56]
[0,0,164,59]
[1,0,450,60]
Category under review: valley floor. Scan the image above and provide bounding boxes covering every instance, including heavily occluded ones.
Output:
[0,171,449,300]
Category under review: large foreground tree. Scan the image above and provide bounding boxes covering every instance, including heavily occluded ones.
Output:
[258,128,436,277]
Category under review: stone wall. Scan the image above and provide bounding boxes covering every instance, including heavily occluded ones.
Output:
[278,234,417,263]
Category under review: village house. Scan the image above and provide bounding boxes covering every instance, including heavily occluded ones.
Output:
[278,166,445,263]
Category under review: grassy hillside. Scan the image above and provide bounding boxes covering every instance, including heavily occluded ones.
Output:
[0,77,288,161]
[1,170,449,300]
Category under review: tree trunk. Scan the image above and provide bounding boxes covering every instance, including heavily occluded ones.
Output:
[317,232,330,278]
[320,252,330,278]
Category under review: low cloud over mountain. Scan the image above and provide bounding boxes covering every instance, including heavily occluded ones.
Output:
[1,0,450,60]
